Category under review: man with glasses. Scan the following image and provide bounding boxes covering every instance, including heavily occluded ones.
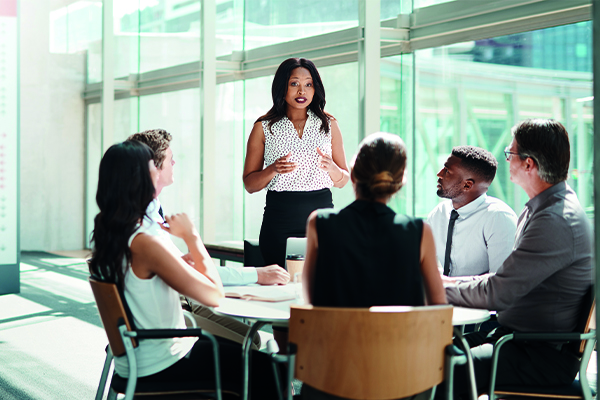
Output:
[445,119,593,398]
[428,146,517,278]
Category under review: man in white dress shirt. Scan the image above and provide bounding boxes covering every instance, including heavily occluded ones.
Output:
[427,146,517,277]
[128,129,289,348]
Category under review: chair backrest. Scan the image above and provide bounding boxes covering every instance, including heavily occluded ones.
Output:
[285,237,307,260]
[89,277,137,357]
[575,285,596,355]
[289,304,453,400]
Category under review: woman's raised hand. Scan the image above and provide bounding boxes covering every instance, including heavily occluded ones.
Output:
[273,152,298,174]
[161,213,199,241]
[317,147,336,173]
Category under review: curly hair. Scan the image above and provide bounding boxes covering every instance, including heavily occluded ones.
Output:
[451,146,498,183]
[257,58,330,134]
[127,129,172,169]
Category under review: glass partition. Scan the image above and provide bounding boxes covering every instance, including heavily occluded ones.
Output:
[413,22,592,218]
[243,0,359,51]
[48,0,103,83]
[139,89,202,251]
[83,1,594,247]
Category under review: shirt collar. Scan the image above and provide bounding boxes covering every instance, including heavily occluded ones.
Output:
[147,198,162,223]
[525,181,567,213]
[281,109,317,131]
[304,109,317,129]
[454,193,487,218]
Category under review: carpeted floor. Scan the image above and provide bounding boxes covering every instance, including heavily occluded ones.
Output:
[0,251,108,399]
[0,252,597,400]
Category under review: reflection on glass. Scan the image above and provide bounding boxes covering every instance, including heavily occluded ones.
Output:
[414,0,455,9]
[49,1,103,83]
[381,54,413,216]
[432,22,592,74]
[244,0,358,50]
[114,0,201,75]
[410,22,592,218]
[139,90,201,251]
[381,0,411,20]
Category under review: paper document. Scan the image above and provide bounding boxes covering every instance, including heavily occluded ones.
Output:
[225,285,296,302]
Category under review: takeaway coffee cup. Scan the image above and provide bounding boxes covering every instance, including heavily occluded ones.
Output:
[286,254,305,278]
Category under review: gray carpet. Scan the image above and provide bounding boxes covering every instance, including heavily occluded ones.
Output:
[0,252,108,399]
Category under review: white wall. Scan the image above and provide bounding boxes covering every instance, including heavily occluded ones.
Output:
[20,1,86,251]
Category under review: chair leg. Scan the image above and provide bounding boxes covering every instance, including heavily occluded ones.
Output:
[487,334,514,400]
[579,336,596,400]
[107,388,118,400]
[120,325,138,400]
[445,344,467,400]
[242,321,267,400]
[429,385,437,400]
[453,327,478,400]
[96,347,113,400]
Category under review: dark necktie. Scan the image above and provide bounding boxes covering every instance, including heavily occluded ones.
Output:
[158,206,164,222]
[443,210,460,276]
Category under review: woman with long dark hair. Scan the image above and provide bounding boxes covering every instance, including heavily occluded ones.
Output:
[89,141,278,398]
[243,58,349,269]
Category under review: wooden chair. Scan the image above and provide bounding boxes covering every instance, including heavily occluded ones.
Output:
[488,285,596,400]
[270,304,465,400]
[89,276,235,400]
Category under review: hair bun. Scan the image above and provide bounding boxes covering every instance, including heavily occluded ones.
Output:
[371,171,395,184]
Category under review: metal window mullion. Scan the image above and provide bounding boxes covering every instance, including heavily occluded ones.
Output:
[591,0,600,392]
[358,0,380,140]
[101,0,114,153]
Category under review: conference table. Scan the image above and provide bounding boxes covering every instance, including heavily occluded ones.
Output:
[215,284,489,400]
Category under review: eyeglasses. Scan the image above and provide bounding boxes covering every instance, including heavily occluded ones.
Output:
[504,147,523,161]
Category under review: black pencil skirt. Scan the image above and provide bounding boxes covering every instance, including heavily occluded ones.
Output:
[259,188,333,269]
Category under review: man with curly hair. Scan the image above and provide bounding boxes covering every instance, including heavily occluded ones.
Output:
[127,129,289,349]
[428,145,517,278]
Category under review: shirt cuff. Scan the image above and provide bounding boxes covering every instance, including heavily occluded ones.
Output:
[240,267,258,285]
[218,266,258,286]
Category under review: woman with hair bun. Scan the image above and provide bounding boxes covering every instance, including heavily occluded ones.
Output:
[303,132,447,307]
[243,57,349,270]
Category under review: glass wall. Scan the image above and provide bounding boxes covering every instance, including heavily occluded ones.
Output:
[48,0,102,82]
[84,0,594,249]
[243,0,359,50]
[412,22,592,218]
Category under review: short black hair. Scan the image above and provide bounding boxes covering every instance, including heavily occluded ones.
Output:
[451,146,497,183]
[512,119,569,184]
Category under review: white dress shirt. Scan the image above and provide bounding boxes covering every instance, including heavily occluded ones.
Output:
[147,198,258,285]
[427,194,517,277]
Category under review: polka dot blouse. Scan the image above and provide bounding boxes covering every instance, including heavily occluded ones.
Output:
[263,109,333,192]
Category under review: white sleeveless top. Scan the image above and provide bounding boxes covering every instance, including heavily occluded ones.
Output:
[263,109,333,192]
[113,217,197,378]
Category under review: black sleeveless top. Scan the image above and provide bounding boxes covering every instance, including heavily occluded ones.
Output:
[311,200,425,308]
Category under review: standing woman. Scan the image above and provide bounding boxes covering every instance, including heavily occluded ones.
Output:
[243,58,350,269]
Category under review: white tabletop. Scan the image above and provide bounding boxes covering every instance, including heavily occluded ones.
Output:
[214,284,489,326]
